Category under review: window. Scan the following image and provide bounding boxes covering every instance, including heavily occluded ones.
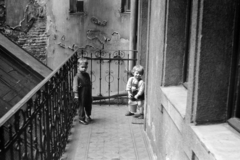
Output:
[228,34,240,132]
[69,0,84,14]
[121,0,131,13]
[228,50,240,132]
[161,0,191,86]
[231,48,240,118]
[183,0,192,89]
[228,6,240,132]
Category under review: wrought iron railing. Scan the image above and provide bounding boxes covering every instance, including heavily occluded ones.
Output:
[0,52,78,160]
[77,48,138,104]
[0,49,137,160]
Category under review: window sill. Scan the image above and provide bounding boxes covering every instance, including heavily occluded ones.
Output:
[120,11,131,14]
[228,117,240,133]
[160,85,187,132]
[69,12,85,15]
[161,85,187,118]
[191,123,240,160]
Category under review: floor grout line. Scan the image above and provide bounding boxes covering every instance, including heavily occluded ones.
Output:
[130,120,139,160]
[84,124,92,160]
[141,126,153,160]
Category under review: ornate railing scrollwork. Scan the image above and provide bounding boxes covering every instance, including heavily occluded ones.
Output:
[76,48,138,105]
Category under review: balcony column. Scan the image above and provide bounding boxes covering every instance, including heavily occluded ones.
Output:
[129,0,138,71]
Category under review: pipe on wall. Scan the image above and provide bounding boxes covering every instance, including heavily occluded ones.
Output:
[129,0,138,71]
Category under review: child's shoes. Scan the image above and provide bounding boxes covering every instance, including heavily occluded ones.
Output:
[79,119,88,125]
[125,112,134,116]
[133,113,142,118]
[85,116,92,123]
[137,114,144,119]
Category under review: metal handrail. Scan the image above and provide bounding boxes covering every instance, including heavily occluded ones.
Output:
[0,51,78,160]
[0,52,76,126]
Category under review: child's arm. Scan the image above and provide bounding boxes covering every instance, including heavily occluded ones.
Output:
[73,75,79,99]
[126,77,133,98]
[128,91,133,98]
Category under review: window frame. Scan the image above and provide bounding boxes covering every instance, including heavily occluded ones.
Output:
[227,1,240,132]
[69,0,84,14]
[121,0,131,13]
[161,0,192,87]
[182,0,192,89]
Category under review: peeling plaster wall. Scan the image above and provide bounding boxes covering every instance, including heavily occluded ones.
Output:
[47,0,130,69]
[2,0,48,64]
[0,0,5,25]
[5,0,28,26]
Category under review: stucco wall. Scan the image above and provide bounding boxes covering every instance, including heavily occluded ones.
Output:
[5,0,28,26]
[145,0,166,158]
[46,0,130,69]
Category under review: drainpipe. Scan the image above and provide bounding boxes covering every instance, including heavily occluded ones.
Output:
[129,0,138,72]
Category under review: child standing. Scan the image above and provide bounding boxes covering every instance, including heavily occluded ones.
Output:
[73,57,92,125]
[125,65,145,119]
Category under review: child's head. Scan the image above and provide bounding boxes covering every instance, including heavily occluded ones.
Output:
[132,65,144,79]
[77,57,88,72]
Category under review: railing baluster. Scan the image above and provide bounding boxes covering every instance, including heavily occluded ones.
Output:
[99,50,102,105]
[46,82,51,160]
[9,125,14,160]
[30,122,33,160]
[127,53,130,105]
[0,126,5,160]
[34,98,38,160]
[91,51,93,81]
[23,122,28,160]
[62,66,67,153]
[38,111,43,160]
[108,52,111,105]
[117,50,121,105]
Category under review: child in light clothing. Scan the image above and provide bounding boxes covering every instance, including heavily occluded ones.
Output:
[125,65,145,119]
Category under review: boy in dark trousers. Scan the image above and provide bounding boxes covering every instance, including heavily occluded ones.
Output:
[73,57,92,125]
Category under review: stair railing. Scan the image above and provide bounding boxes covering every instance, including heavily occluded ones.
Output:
[0,51,78,160]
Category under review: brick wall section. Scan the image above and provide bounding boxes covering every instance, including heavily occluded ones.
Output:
[17,18,48,64]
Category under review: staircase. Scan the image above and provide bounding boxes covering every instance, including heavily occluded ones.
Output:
[0,33,52,118]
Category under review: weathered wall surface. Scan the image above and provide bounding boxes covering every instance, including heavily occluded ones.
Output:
[0,0,5,25]
[145,0,239,160]
[1,0,131,98]
[1,0,130,69]
[145,0,167,159]
[46,0,130,69]
[1,0,48,64]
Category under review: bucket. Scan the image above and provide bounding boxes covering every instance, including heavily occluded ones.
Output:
[129,101,137,113]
